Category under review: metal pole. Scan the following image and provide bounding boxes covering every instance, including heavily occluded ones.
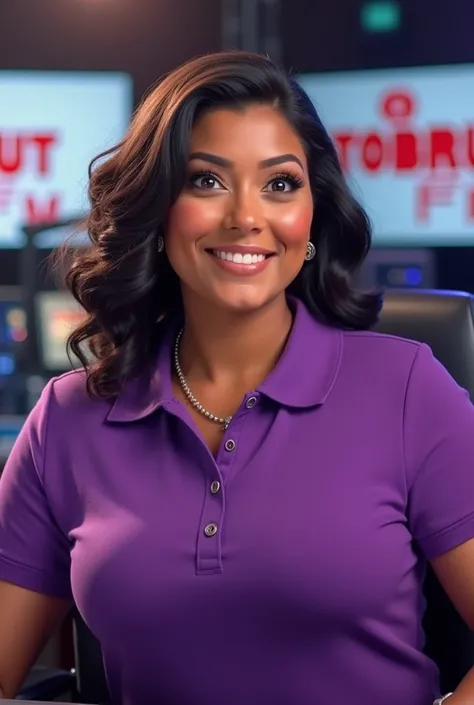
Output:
[240,0,260,52]
[220,0,282,58]
[260,0,282,62]
[220,0,241,49]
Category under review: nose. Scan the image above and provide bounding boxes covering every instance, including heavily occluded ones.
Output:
[223,190,265,234]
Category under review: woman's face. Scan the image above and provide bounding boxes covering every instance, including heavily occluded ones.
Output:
[165,104,314,314]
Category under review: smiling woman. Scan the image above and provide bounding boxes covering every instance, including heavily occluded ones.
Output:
[2,51,473,705]
[64,51,381,399]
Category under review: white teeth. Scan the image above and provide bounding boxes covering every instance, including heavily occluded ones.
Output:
[213,250,267,264]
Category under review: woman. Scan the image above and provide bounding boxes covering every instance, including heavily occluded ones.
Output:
[0,51,473,705]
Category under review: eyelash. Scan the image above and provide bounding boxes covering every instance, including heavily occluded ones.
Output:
[188,169,305,191]
[271,171,305,190]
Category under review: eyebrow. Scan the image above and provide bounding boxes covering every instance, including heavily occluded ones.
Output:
[188,151,305,171]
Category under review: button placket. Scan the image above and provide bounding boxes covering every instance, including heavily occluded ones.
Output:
[196,462,226,574]
[161,399,225,575]
[197,492,224,574]
[216,403,250,478]
[196,410,249,575]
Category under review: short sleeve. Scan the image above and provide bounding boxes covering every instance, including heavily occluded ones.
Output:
[405,343,474,560]
[0,380,72,599]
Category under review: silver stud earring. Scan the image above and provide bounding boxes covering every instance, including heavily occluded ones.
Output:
[305,241,316,262]
[157,235,164,253]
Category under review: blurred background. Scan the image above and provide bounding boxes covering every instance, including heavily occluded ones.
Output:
[0,0,473,669]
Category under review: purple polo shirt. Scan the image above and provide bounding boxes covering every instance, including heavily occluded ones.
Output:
[2,297,474,705]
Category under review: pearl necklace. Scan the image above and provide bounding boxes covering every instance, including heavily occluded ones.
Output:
[174,329,232,431]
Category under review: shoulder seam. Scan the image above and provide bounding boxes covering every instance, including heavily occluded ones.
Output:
[39,372,80,483]
[344,330,423,348]
[38,380,55,485]
[402,343,427,495]
[50,368,84,386]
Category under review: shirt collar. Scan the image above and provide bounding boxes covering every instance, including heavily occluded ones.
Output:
[106,324,176,423]
[255,297,343,408]
[107,297,343,423]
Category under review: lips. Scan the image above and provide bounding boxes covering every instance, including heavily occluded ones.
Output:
[211,249,270,264]
[205,247,275,276]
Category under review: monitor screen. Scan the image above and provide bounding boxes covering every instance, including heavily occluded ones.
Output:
[0,300,26,347]
[0,289,25,377]
[36,290,87,372]
[299,64,474,246]
[0,71,133,248]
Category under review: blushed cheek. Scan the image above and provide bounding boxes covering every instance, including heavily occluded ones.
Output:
[275,203,314,246]
[166,198,222,243]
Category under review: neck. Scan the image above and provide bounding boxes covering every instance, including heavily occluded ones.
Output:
[177,294,293,387]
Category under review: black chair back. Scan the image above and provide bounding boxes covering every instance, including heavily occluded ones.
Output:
[72,609,110,704]
[375,289,474,692]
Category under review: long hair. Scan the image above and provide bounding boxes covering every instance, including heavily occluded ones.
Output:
[65,51,382,398]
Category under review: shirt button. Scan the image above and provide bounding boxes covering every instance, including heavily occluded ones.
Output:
[210,480,221,494]
[246,396,258,409]
[204,523,218,537]
[224,439,236,452]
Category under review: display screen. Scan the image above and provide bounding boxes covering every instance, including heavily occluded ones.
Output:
[0,71,132,248]
[0,293,25,377]
[299,64,474,246]
[35,290,87,371]
[0,299,26,347]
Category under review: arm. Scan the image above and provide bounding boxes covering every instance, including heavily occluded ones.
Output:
[403,345,474,705]
[0,380,74,697]
[431,543,474,705]
[0,581,71,698]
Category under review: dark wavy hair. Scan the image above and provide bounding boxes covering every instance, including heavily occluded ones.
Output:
[65,50,382,398]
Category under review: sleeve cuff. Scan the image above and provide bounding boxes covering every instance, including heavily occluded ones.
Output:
[0,555,72,600]
[418,512,474,559]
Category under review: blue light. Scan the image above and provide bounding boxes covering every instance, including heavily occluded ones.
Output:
[0,354,15,375]
[405,267,422,286]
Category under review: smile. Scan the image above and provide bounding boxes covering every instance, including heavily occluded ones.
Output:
[212,250,268,264]
[206,248,275,276]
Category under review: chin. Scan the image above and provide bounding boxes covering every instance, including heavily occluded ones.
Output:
[211,287,278,314]
[222,300,266,314]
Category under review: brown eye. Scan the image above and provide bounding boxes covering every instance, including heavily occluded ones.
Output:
[271,180,288,192]
[189,172,223,190]
[265,172,304,194]
[197,176,217,189]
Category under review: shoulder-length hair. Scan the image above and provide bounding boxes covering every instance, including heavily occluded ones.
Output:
[65,51,382,398]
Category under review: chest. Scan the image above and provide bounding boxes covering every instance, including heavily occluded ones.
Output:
[58,401,414,646]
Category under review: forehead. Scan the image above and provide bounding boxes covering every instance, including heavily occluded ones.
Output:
[189,104,306,161]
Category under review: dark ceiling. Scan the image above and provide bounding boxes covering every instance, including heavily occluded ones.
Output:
[0,0,222,101]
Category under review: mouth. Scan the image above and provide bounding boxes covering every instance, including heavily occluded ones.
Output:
[208,249,275,264]
[205,248,276,276]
